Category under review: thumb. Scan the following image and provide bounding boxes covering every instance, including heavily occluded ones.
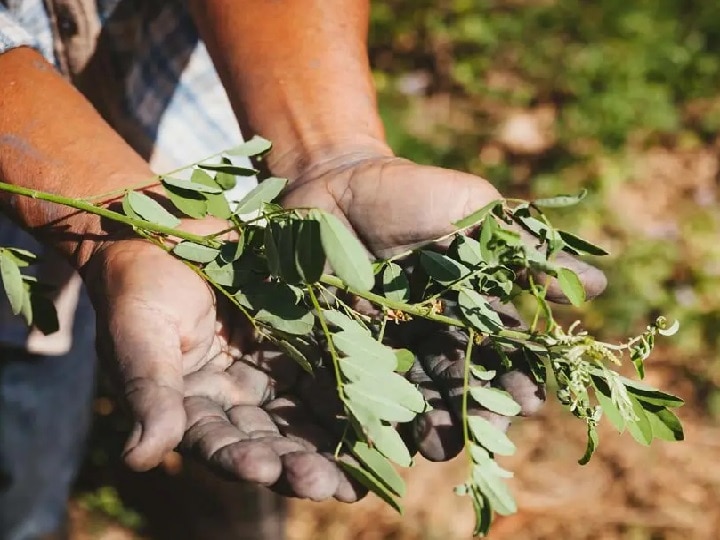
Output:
[98,308,186,471]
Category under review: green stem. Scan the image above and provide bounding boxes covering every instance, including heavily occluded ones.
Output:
[85,149,235,202]
[319,274,530,342]
[462,329,476,467]
[308,285,346,402]
[378,313,388,342]
[0,181,220,247]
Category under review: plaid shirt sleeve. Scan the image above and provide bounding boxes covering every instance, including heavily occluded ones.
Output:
[0,2,54,61]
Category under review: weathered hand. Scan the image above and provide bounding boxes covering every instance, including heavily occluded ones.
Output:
[82,236,364,501]
[281,152,607,460]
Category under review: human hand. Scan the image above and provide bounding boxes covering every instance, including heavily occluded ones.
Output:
[82,233,364,501]
[281,152,607,460]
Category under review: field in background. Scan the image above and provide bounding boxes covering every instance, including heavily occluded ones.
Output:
[70,1,720,538]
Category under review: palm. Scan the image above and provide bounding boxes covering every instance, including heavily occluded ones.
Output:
[87,240,363,500]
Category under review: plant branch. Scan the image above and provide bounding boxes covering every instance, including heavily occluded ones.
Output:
[0,181,219,247]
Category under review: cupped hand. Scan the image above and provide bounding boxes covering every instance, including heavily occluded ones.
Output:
[281,151,608,460]
[82,234,364,501]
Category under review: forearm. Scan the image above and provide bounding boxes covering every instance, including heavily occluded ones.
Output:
[189,0,392,180]
[0,47,155,268]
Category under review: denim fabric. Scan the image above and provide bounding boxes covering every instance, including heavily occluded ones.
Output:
[0,287,95,540]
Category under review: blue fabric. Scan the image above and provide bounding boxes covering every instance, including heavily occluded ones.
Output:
[0,288,96,540]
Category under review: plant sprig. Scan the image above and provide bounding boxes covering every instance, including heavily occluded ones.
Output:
[0,139,682,537]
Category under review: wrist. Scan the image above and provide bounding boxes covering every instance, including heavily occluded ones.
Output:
[267,134,394,182]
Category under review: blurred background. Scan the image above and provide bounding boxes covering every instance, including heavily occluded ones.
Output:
[69,1,720,538]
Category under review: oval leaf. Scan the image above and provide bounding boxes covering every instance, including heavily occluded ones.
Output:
[313,210,374,292]
[234,177,287,215]
[382,262,410,302]
[333,331,397,370]
[344,384,416,423]
[394,349,415,374]
[533,189,587,208]
[458,289,503,333]
[161,176,223,194]
[556,267,586,306]
[295,219,326,284]
[467,416,516,456]
[419,251,467,284]
[124,191,180,228]
[173,242,220,263]
[0,251,25,315]
[225,136,272,157]
[469,386,522,417]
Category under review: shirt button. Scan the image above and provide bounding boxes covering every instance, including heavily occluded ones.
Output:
[56,4,79,39]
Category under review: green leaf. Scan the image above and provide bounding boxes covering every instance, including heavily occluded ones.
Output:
[161,176,223,194]
[469,386,522,417]
[219,239,245,263]
[394,349,415,374]
[451,235,483,267]
[339,356,427,414]
[556,267,586,306]
[533,189,587,208]
[419,251,467,284]
[164,184,208,219]
[368,424,413,467]
[470,488,493,537]
[198,162,258,176]
[19,281,32,324]
[620,377,684,408]
[173,242,220,263]
[468,416,516,456]
[333,331,397,370]
[626,395,653,446]
[336,460,402,514]
[0,251,26,315]
[645,406,684,442]
[204,260,239,288]
[225,136,272,157]
[190,169,233,219]
[322,310,369,335]
[658,319,680,337]
[479,216,498,263]
[256,310,315,335]
[458,289,503,333]
[453,200,502,230]
[276,339,313,374]
[313,210,374,292]
[4,248,36,266]
[470,366,497,382]
[578,423,599,465]
[295,219,326,284]
[349,440,405,496]
[521,347,547,385]
[278,220,303,284]
[344,383,417,423]
[215,171,237,191]
[234,177,288,214]
[469,445,513,478]
[245,282,315,335]
[592,377,626,433]
[264,224,281,276]
[123,191,180,228]
[558,230,609,256]
[471,463,517,516]
[382,262,410,302]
